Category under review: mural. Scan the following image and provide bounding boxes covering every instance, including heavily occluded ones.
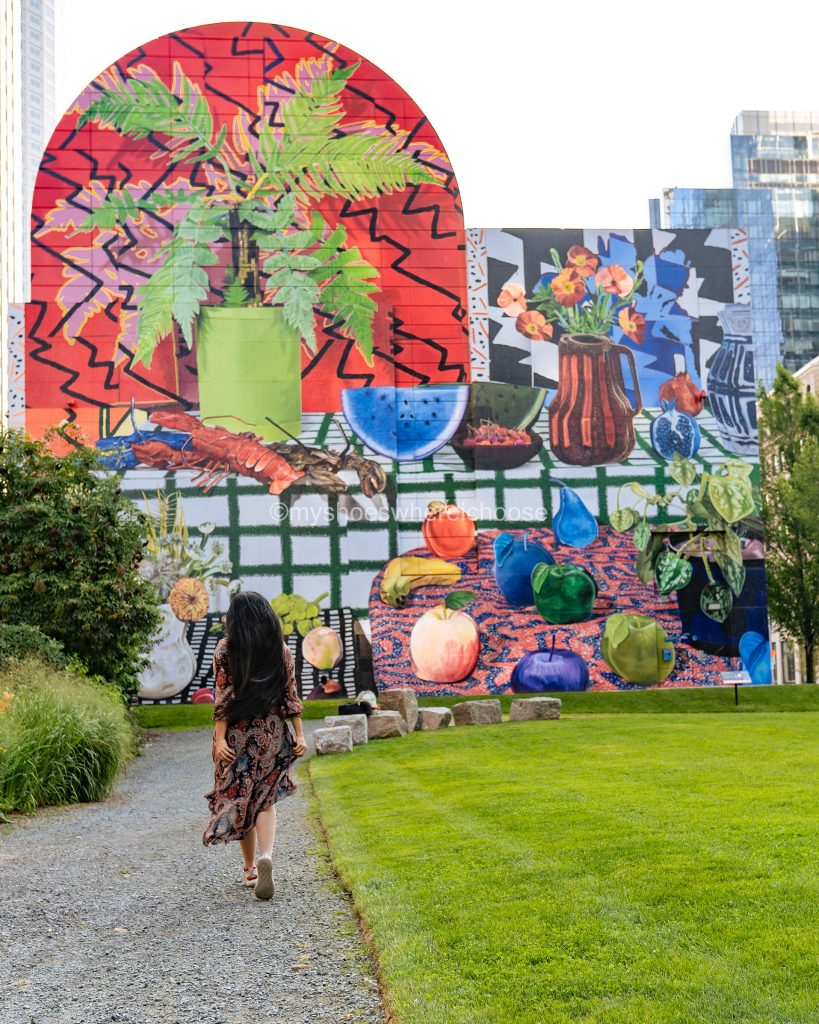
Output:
[23,23,768,700]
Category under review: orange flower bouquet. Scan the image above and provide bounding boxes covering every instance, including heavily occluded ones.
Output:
[497,245,646,344]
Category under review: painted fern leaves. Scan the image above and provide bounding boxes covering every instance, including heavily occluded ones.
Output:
[76,58,445,365]
[78,72,227,169]
[259,211,379,360]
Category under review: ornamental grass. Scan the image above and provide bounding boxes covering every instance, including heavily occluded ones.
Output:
[0,659,137,813]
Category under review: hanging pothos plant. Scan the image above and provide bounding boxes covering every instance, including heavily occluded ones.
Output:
[611,454,763,622]
[63,55,446,367]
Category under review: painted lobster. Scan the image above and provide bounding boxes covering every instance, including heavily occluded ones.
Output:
[131,412,304,495]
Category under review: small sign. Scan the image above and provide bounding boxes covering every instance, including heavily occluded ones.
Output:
[720,671,752,685]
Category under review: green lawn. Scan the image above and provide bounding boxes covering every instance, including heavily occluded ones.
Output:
[309,714,819,1024]
[135,683,819,730]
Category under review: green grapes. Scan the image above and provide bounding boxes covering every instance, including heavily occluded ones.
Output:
[271,591,328,638]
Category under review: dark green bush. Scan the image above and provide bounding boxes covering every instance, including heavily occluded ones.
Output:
[0,427,161,696]
[0,659,137,812]
[0,623,67,669]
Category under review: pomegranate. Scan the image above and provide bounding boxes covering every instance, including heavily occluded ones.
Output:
[421,501,476,559]
[658,372,706,416]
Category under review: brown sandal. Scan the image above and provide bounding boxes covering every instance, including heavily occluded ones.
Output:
[242,864,258,887]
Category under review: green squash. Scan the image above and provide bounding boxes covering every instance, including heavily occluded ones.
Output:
[601,613,676,685]
[531,563,598,625]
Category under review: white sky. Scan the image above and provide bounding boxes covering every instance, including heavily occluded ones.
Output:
[54,0,819,228]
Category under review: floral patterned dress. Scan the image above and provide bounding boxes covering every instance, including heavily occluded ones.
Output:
[203,638,304,846]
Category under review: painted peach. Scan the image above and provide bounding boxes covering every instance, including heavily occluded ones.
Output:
[191,687,215,704]
[422,501,477,558]
[302,626,343,671]
[410,607,480,683]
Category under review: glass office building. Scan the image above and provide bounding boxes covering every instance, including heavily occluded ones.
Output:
[654,111,819,384]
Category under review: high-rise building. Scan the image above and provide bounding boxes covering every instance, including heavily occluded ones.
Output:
[20,0,56,284]
[0,0,56,426]
[1,0,22,429]
[654,111,819,385]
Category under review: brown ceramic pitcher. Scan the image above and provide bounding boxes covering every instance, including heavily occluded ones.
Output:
[548,333,642,465]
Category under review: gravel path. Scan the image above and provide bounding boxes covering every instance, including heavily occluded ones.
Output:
[0,727,385,1024]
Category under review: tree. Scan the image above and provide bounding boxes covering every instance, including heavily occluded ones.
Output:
[757,366,819,683]
[0,427,160,696]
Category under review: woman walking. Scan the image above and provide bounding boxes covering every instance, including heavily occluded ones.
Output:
[203,591,307,900]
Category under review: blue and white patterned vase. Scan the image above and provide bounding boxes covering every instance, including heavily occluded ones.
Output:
[708,305,758,455]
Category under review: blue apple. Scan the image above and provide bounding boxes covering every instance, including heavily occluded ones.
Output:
[493,531,555,607]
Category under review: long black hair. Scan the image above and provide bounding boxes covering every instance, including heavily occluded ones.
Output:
[224,591,287,724]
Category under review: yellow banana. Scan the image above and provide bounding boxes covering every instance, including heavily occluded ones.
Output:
[379,556,462,607]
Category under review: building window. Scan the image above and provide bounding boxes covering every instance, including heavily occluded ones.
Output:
[784,642,797,683]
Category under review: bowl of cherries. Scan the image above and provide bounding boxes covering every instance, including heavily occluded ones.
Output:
[450,419,543,470]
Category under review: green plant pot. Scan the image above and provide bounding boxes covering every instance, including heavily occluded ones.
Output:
[195,306,302,442]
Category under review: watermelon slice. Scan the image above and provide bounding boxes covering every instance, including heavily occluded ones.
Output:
[465,382,547,430]
[341,385,469,461]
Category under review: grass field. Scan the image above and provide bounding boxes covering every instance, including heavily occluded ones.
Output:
[309,714,819,1024]
[135,683,819,730]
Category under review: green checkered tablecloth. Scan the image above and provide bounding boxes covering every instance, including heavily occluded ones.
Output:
[120,409,753,620]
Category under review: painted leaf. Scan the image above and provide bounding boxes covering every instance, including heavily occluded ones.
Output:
[629,483,650,499]
[633,518,650,552]
[78,67,220,164]
[708,477,755,524]
[604,614,630,650]
[239,193,298,231]
[723,528,742,566]
[716,552,747,598]
[135,231,218,359]
[655,551,693,595]
[723,459,754,479]
[686,491,711,521]
[310,244,379,363]
[700,583,733,623]
[531,563,551,593]
[670,452,697,488]
[444,590,477,611]
[636,535,664,586]
[264,268,321,350]
[222,277,249,307]
[610,508,635,532]
[171,262,214,346]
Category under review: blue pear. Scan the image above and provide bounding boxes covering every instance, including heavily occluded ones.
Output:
[739,631,772,686]
[493,531,555,607]
[552,483,599,548]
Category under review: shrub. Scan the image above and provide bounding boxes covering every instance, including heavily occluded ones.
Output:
[0,659,138,812]
[0,427,161,696]
[0,623,67,669]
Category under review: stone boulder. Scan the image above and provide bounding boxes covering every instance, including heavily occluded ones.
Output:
[378,688,419,732]
[452,699,502,726]
[367,710,408,739]
[417,707,454,731]
[323,714,368,746]
[509,697,562,722]
[314,725,354,755]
